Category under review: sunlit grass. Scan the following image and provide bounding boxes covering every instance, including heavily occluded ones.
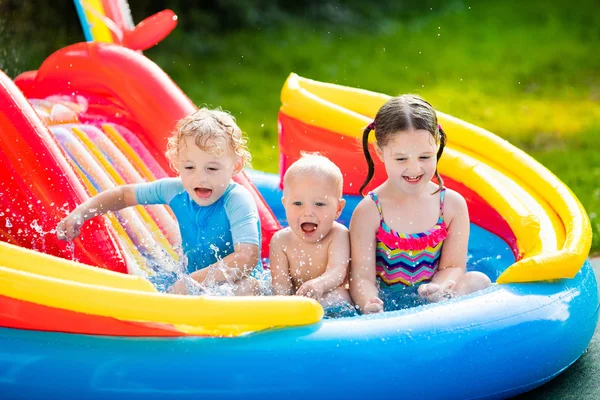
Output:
[528,133,600,256]
[145,1,598,253]
[5,0,597,253]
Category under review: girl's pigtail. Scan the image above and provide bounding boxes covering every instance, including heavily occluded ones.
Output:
[359,124,375,196]
[434,124,447,193]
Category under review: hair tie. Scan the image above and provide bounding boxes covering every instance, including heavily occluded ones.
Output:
[438,124,442,131]
[368,122,375,130]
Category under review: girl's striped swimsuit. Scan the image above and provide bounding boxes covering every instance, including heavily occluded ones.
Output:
[369,189,448,288]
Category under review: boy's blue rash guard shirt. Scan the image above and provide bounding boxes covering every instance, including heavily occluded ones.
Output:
[136,178,261,274]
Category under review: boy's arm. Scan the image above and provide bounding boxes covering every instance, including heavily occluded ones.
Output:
[57,185,139,240]
[189,243,259,284]
[269,231,293,295]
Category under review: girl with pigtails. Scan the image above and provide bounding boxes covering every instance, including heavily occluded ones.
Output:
[349,95,491,314]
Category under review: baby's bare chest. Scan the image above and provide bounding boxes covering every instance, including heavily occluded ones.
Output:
[285,245,329,284]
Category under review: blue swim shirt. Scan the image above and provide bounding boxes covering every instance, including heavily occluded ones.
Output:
[136,178,261,274]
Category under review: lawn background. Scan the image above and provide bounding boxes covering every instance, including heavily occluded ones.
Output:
[1,0,598,254]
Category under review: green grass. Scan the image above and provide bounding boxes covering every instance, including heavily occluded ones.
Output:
[2,1,597,253]
[145,0,599,253]
[528,134,600,256]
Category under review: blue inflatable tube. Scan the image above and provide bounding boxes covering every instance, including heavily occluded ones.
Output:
[0,171,597,400]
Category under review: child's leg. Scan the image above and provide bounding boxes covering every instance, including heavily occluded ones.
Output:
[320,285,352,308]
[321,285,356,318]
[453,271,491,297]
[233,276,260,296]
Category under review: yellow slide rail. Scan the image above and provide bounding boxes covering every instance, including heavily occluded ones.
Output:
[0,240,323,336]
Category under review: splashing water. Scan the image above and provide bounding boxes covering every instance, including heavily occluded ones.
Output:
[194,244,250,296]
[147,243,273,296]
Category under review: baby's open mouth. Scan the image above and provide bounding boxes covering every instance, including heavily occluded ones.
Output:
[301,222,318,235]
[195,187,212,199]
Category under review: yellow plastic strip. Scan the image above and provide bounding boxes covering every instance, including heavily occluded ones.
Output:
[91,126,180,247]
[81,0,114,43]
[102,124,158,181]
[102,123,179,229]
[0,241,155,292]
[450,143,565,250]
[0,266,323,336]
[440,148,542,257]
[497,200,590,283]
[62,136,152,275]
[430,114,591,282]
[71,127,179,262]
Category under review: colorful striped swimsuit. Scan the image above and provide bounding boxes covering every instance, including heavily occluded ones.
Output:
[370,190,448,290]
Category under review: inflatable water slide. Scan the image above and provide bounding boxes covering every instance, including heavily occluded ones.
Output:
[0,1,596,399]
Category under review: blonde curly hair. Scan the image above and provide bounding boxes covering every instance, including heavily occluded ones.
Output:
[166,107,252,172]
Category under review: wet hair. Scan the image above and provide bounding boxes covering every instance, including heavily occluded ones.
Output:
[166,107,251,172]
[359,94,446,196]
[283,152,344,198]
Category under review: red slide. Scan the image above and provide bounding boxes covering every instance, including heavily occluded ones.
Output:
[1,41,280,272]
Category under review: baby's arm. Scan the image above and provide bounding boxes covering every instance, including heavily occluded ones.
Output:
[349,198,383,314]
[57,185,139,241]
[269,230,293,295]
[296,224,349,299]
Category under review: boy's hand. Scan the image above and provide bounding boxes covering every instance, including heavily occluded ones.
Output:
[296,278,326,301]
[418,280,455,303]
[363,297,384,314]
[56,212,85,241]
[169,278,190,295]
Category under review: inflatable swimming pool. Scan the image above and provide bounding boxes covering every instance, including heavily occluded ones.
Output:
[0,3,596,399]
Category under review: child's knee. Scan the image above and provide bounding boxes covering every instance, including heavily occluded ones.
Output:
[322,286,356,318]
[322,285,352,307]
[335,285,353,304]
[235,276,260,296]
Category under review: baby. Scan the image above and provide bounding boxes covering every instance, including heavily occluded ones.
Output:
[269,153,352,311]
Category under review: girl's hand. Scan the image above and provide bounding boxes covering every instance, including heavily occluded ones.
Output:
[56,212,85,241]
[363,297,384,314]
[296,278,326,301]
[418,280,455,303]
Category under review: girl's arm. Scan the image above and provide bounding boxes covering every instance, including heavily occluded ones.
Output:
[419,190,470,301]
[269,231,294,295]
[57,185,139,240]
[296,224,350,298]
[349,199,381,313]
[189,243,259,285]
[434,190,470,282]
